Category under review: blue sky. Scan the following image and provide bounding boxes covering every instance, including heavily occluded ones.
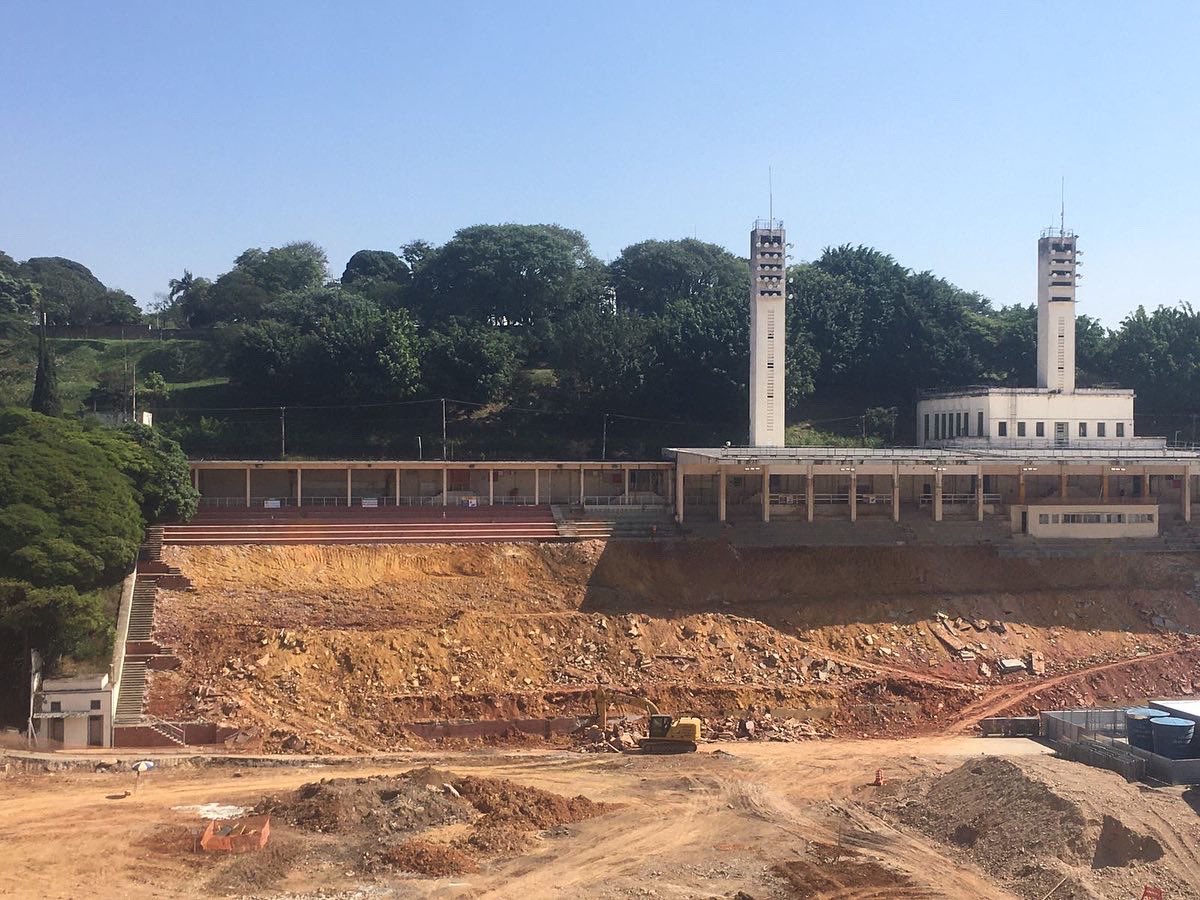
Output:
[2,1,1198,324]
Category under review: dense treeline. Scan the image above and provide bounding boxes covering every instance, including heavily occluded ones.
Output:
[0,409,198,723]
[4,225,1199,454]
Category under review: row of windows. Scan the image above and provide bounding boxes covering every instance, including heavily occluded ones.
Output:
[1038,512,1154,525]
[923,413,1131,443]
[924,411,983,440]
[998,421,1125,438]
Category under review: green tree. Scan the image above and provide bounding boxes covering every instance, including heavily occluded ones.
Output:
[139,371,169,407]
[414,224,605,325]
[227,288,421,403]
[167,270,214,327]
[609,238,748,316]
[189,242,329,326]
[422,318,520,403]
[30,321,62,417]
[16,257,141,325]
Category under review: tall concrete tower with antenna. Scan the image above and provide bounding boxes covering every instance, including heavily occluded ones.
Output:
[749,218,786,446]
[1036,194,1079,393]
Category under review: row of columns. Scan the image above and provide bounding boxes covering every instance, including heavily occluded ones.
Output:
[685,465,1198,526]
[217,465,658,508]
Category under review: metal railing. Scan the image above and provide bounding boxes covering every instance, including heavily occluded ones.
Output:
[582,495,669,506]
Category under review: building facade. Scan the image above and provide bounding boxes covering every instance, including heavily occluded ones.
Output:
[918,228,1144,450]
[33,673,112,748]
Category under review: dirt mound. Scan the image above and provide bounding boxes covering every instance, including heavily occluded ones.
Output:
[382,839,479,876]
[895,757,1165,899]
[259,767,473,834]
[259,767,611,879]
[453,774,608,830]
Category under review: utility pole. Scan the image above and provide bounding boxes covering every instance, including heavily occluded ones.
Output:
[441,398,447,460]
[418,435,423,460]
[602,413,608,461]
[279,407,286,458]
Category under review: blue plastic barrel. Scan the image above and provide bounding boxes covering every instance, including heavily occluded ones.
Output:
[1125,707,1170,751]
[1151,716,1196,759]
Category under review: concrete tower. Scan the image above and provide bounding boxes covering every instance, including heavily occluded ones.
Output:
[749,220,786,446]
[1036,229,1079,393]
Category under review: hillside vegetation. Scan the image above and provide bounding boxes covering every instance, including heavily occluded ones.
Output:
[0,409,198,724]
[3,228,1199,457]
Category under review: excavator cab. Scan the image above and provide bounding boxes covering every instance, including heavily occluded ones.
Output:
[648,715,674,738]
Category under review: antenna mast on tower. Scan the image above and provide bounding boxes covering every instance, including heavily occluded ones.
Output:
[1060,176,1065,235]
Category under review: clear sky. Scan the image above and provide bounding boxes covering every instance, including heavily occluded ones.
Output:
[2,1,1198,324]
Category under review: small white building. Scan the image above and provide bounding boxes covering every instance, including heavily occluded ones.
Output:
[33,673,112,748]
[917,228,1157,450]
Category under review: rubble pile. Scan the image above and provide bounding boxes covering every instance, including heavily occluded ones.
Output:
[257,767,612,879]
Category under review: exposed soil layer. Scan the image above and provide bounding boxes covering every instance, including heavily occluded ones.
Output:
[150,542,1200,752]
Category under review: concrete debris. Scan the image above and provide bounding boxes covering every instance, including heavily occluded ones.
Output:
[997,658,1027,674]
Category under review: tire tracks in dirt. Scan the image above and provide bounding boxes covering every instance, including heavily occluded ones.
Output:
[939,647,1191,733]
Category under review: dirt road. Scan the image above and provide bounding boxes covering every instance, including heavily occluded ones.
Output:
[0,738,1046,900]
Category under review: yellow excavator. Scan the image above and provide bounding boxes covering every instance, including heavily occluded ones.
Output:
[592,687,701,753]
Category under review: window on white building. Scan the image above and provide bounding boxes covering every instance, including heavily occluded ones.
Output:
[1079,422,1088,438]
[1036,422,1045,437]
[998,421,1007,437]
[1017,422,1026,437]
[1097,423,1106,437]
[924,414,930,442]
[1117,423,1126,438]
[977,411,984,436]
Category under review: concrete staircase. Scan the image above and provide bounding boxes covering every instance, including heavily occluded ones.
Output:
[114,659,147,724]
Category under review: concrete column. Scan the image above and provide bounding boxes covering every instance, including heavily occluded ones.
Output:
[976,466,984,522]
[892,466,901,522]
[1101,469,1109,501]
[717,468,727,523]
[849,472,857,522]
[245,467,251,508]
[346,468,353,506]
[488,468,495,507]
[534,469,540,505]
[675,465,685,524]
[933,471,943,522]
[191,468,199,490]
[442,468,448,506]
[623,467,630,500]
[1059,468,1069,500]
[1018,471,1027,504]
[761,467,770,523]
[580,465,586,505]
[296,468,303,507]
[806,468,815,523]
[394,467,401,505]
[1184,468,1192,524]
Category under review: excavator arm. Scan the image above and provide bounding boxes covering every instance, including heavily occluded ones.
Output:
[593,688,660,731]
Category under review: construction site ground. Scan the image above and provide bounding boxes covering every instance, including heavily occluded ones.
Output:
[5,737,1200,899]
[148,541,1200,753]
[9,540,1200,897]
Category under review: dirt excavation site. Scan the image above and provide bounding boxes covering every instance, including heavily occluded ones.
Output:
[8,540,1200,899]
